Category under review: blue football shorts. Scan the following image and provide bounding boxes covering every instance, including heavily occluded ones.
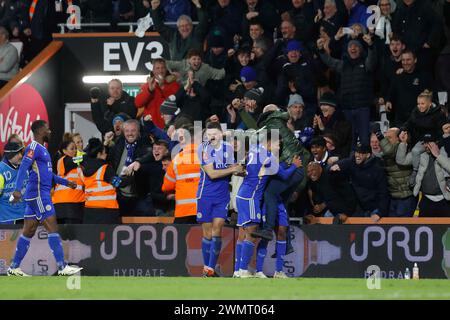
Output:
[196,196,229,223]
[24,197,56,221]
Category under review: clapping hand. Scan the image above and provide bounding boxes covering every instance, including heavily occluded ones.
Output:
[147,76,156,92]
[427,142,440,158]
[314,9,323,23]
[316,38,325,50]
[362,33,373,46]
[226,105,237,123]
[313,115,324,131]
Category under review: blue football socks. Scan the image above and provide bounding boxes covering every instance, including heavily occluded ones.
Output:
[234,241,243,272]
[48,233,66,270]
[10,235,31,269]
[201,237,212,267]
[239,240,255,271]
[276,240,287,272]
[208,236,222,270]
[256,240,268,272]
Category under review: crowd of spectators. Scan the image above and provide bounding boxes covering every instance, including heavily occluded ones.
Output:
[1,0,450,223]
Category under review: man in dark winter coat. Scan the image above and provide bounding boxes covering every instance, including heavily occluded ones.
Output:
[287,0,316,44]
[392,0,443,53]
[313,92,352,158]
[317,35,376,149]
[307,162,357,223]
[206,0,244,49]
[151,0,208,60]
[173,71,212,123]
[204,33,228,69]
[330,144,390,220]
[90,79,137,136]
[108,119,155,217]
[286,94,311,131]
[377,34,405,102]
[276,40,318,120]
[265,19,297,80]
[385,50,434,127]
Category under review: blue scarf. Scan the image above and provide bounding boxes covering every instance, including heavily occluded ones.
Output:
[125,141,138,166]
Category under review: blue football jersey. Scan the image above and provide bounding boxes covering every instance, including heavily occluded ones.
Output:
[237,144,278,200]
[197,141,235,199]
[237,144,297,200]
[14,141,68,200]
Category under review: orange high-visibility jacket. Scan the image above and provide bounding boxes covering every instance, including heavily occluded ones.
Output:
[162,144,200,217]
[52,156,85,204]
[84,164,119,209]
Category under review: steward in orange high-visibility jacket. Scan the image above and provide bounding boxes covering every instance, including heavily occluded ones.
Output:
[162,125,201,223]
[82,138,120,224]
[52,139,85,224]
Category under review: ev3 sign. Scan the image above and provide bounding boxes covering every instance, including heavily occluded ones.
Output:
[103,42,164,72]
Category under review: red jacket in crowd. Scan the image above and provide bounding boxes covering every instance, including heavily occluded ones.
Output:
[134,78,180,128]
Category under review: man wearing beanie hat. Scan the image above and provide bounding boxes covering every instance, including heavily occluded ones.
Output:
[317,32,376,149]
[0,142,26,224]
[240,66,258,89]
[330,143,389,220]
[160,95,180,116]
[244,87,264,105]
[104,112,133,148]
[227,87,265,130]
[276,39,318,121]
[204,33,227,69]
[209,34,225,48]
[284,40,305,54]
[314,91,352,157]
[287,94,310,131]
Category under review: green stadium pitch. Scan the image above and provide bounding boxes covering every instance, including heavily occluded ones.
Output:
[0,277,450,300]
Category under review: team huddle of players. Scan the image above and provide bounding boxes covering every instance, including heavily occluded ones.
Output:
[5,120,295,277]
[197,122,301,278]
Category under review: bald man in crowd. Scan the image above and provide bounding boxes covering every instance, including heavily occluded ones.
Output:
[373,126,417,217]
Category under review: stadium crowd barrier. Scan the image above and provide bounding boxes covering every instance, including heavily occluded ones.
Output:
[1,222,449,278]
[120,217,450,224]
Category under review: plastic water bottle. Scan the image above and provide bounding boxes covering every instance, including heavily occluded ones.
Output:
[413,263,419,280]
[404,268,410,279]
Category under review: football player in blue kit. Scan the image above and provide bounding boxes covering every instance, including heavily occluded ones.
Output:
[255,199,291,278]
[197,122,244,277]
[7,120,83,276]
[235,130,302,278]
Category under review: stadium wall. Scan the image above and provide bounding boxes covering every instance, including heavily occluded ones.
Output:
[0,42,64,156]
[1,224,449,279]
[53,33,170,103]
[0,33,170,155]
